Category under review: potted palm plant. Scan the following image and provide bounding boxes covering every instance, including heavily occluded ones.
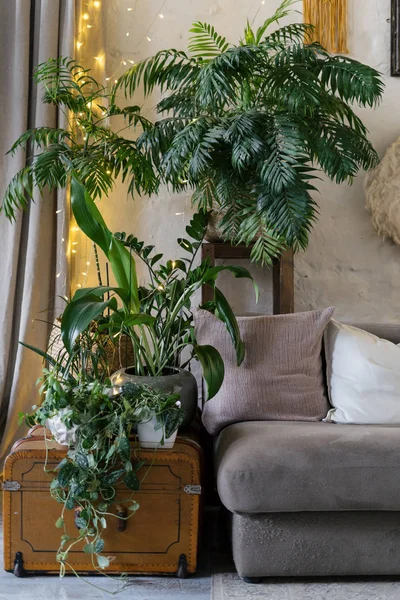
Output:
[116,0,384,265]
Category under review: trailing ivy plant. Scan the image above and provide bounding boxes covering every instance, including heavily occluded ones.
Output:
[20,372,182,578]
[116,0,384,265]
[122,382,184,442]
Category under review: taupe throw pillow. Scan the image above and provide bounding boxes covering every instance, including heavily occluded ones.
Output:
[194,308,334,435]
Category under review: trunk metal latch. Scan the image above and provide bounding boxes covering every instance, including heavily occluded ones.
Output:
[3,480,21,491]
[184,484,201,495]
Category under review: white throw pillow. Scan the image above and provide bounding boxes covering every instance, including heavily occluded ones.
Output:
[324,320,400,424]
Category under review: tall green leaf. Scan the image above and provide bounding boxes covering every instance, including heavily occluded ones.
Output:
[202,288,245,366]
[193,344,224,400]
[61,294,117,353]
[70,177,140,313]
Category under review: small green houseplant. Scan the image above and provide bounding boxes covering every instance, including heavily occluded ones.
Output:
[117,0,384,265]
[123,382,184,448]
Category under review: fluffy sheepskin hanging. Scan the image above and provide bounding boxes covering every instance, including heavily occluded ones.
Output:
[364,138,400,245]
[303,0,349,54]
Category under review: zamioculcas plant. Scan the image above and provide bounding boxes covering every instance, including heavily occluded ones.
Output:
[63,176,258,399]
[116,0,384,265]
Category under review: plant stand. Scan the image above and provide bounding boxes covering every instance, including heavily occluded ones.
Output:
[201,243,294,314]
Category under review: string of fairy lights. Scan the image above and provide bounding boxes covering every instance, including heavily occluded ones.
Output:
[65,0,269,292]
[67,0,171,292]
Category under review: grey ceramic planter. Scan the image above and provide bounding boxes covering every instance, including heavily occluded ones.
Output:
[111,367,198,428]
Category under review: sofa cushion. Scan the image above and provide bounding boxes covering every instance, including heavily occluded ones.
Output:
[324,320,400,424]
[194,307,334,435]
[215,421,400,513]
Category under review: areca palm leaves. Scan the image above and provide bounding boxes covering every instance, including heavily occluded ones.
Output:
[1,57,157,221]
[117,0,384,265]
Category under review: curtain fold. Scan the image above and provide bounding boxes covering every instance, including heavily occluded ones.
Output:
[0,0,76,460]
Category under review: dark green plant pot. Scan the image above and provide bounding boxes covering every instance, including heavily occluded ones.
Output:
[111,367,198,428]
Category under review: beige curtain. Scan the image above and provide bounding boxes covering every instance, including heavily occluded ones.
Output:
[0,0,76,460]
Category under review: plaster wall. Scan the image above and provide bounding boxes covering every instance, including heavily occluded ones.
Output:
[73,0,400,323]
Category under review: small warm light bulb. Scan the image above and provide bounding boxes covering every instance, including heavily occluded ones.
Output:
[56,272,61,278]
[127,6,133,10]
[93,1,100,7]
[114,79,118,83]
[72,242,78,245]
[172,261,176,269]
[94,56,100,61]
[105,77,110,81]
[86,101,92,108]
[81,272,87,276]
[126,32,130,37]
[79,112,83,116]
[86,261,91,266]
[76,41,83,49]
[77,283,82,287]
[146,36,151,42]
[73,226,79,232]
[72,250,77,254]
[159,13,164,18]
[82,13,89,20]
[106,170,111,174]
[128,59,134,64]
[61,237,65,242]
[87,24,93,28]
[122,60,127,65]
[158,284,164,291]
[55,209,63,214]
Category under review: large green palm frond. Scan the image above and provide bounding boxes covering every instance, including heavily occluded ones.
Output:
[115,50,197,98]
[7,128,74,156]
[265,22,315,46]
[1,56,159,220]
[117,0,383,265]
[2,169,33,221]
[34,56,103,112]
[243,0,299,45]
[188,22,230,60]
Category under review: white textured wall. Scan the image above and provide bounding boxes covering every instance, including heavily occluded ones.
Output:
[74,0,400,323]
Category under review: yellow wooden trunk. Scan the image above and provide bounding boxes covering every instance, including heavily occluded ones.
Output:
[3,428,202,577]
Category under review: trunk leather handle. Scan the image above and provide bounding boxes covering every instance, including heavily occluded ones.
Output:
[115,504,127,532]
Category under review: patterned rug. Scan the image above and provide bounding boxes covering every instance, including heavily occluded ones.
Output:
[212,571,400,600]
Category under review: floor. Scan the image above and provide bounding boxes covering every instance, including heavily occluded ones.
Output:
[3,507,400,600]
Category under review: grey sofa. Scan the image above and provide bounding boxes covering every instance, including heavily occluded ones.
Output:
[214,323,400,581]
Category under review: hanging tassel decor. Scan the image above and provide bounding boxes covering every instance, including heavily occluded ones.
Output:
[303,0,348,54]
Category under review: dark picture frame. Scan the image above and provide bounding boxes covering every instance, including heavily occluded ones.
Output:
[392,0,400,75]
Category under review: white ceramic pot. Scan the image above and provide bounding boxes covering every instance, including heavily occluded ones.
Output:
[46,410,76,446]
[137,415,178,449]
